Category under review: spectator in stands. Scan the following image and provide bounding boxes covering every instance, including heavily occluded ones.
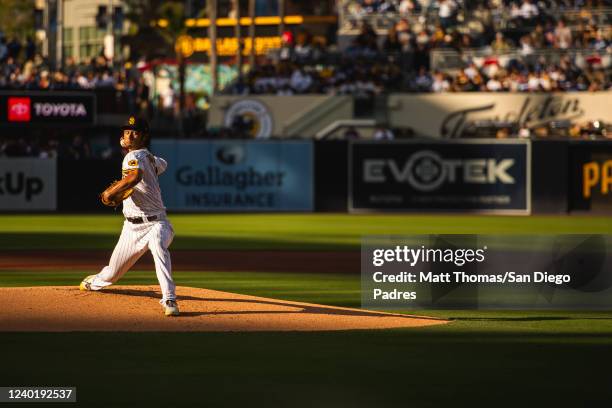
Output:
[290,66,313,93]
[453,69,478,91]
[294,30,314,62]
[384,26,402,52]
[66,135,90,160]
[510,2,522,21]
[374,127,395,140]
[399,0,417,16]
[591,30,607,51]
[38,139,58,159]
[25,36,36,61]
[343,126,361,139]
[486,73,504,91]
[6,37,21,60]
[529,24,547,48]
[413,66,433,90]
[519,0,539,23]
[519,35,535,55]
[3,138,30,157]
[554,18,572,49]
[0,37,7,63]
[356,25,380,57]
[431,70,451,91]
[491,32,512,51]
[438,0,458,30]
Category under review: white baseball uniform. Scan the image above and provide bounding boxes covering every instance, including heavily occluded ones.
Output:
[86,148,176,301]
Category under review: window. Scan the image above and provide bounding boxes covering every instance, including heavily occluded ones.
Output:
[78,26,105,60]
[63,27,74,59]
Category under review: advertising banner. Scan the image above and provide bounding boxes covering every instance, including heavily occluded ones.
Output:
[569,142,612,213]
[151,140,313,211]
[350,140,530,213]
[387,92,612,138]
[208,95,353,138]
[0,92,96,126]
[0,158,57,210]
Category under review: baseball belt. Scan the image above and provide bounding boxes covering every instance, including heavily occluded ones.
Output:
[126,215,158,224]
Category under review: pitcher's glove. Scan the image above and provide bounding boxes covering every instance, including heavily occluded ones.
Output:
[100,180,134,207]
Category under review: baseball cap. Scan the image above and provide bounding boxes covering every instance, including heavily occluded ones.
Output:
[121,115,150,134]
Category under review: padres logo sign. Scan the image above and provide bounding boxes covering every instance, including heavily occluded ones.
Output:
[224,99,273,139]
[583,160,612,199]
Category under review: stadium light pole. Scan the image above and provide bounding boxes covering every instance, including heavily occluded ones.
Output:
[105,0,114,66]
[278,0,284,38]
[233,0,242,83]
[208,0,218,95]
[43,0,50,59]
[248,0,255,68]
[55,0,63,69]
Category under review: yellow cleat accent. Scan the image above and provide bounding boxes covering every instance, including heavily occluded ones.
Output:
[79,275,96,291]
[162,300,180,316]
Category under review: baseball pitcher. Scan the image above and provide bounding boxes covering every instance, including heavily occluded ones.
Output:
[79,116,179,316]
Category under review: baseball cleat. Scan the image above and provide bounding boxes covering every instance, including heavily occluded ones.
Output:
[79,275,96,291]
[162,300,180,316]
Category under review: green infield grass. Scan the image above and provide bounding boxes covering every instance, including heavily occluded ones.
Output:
[0,213,611,250]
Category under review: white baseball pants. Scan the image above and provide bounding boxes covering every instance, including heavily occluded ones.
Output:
[87,218,176,301]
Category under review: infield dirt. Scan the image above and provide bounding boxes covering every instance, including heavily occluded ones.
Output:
[0,286,446,332]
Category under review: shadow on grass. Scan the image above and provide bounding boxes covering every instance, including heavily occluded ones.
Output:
[0,232,357,251]
[450,316,612,322]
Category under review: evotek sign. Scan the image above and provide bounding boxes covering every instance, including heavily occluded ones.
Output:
[351,141,530,213]
[364,150,515,192]
[0,158,57,210]
[1,93,95,125]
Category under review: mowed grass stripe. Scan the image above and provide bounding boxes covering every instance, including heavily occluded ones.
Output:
[0,214,611,250]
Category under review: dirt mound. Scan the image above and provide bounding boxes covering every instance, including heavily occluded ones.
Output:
[0,286,446,332]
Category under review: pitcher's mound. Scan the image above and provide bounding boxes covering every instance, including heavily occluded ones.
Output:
[0,286,447,332]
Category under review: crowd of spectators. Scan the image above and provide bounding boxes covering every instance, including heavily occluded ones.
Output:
[415,56,608,91]
[3,38,120,89]
[0,56,151,114]
[341,0,612,53]
[231,26,610,95]
[343,0,611,24]
[230,0,611,96]
[0,135,100,159]
[0,35,155,116]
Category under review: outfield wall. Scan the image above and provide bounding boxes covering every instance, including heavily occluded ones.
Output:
[387,92,612,139]
[1,139,610,214]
